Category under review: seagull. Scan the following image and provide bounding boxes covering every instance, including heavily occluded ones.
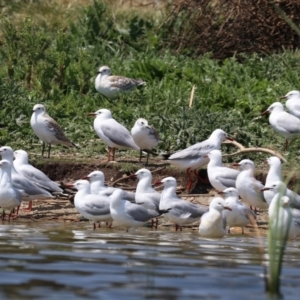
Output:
[88,108,139,161]
[95,66,146,99]
[262,102,300,150]
[264,156,300,210]
[109,189,167,232]
[30,104,78,158]
[0,160,22,221]
[220,187,256,234]
[166,129,232,191]
[198,197,232,238]
[207,149,240,191]
[0,146,53,211]
[131,168,160,211]
[157,177,208,231]
[67,180,113,230]
[234,159,268,210]
[13,149,63,193]
[280,90,300,119]
[262,181,300,239]
[82,170,135,202]
[131,118,161,165]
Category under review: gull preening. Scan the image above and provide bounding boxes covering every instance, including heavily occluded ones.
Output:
[207,149,239,191]
[166,129,232,191]
[109,189,166,232]
[82,170,135,202]
[30,104,78,158]
[88,108,139,161]
[157,177,207,231]
[280,90,300,119]
[262,102,300,150]
[198,197,232,238]
[95,66,146,99]
[131,118,161,165]
[221,187,256,234]
[0,160,22,220]
[234,159,268,210]
[0,146,53,211]
[14,149,63,194]
[69,180,112,230]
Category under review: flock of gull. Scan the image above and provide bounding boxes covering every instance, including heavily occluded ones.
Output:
[1,66,300,238]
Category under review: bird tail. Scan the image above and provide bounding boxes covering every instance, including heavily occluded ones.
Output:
[158,208,172,216]
[160,152,173,160]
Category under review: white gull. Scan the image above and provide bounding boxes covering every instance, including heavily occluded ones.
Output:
[280,90,300,119]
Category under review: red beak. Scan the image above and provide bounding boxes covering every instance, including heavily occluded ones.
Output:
[262,110,269,115]
[203,155,208,158]
[88,112,96,116]
[261,187,271,191]
[232,163,240,166]
[218,191,225,195]
[129,174,137,179]
[154,181,162,186]
[82,176,89,180]
[226,136,234,141]
[224,206,232,211]
[263,160,268,164]
[64,183,75,188]
[280,96,287,100]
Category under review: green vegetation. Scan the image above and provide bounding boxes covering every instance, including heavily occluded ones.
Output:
[0,0,299,168]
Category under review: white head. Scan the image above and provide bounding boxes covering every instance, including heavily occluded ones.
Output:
[0,159,12,173]
[134,168,152,180]
[88,108,112,119]
[235,159,255,171]
[84,171,105,183]
[97,66,112,76]
[159,177,177,189]
[261,181,287,195]
[110,188,125,206]
[265,156,281,168]
[262,102,285,115]
[209,197,232,212]
[72,180,91,192]
[0,146,14,161]
[14,149,29,164]
[221,187,239,199]
[210,129,232,142]
[32,104,46,115]
[134,118,149,129]
[281,90,300,101]
[207,149,222,161]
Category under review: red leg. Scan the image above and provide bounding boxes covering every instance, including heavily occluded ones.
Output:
[2,210,5,221]
[155,218,158,229]
[175,224,179,231]
[23,201,33,212]
[186,168,194,192]
[93,223,96,230]
[285,139,289,150]
[193,169,210,184]
[98,222,101,228]
[112,148,116,161]
[107,148,111,162]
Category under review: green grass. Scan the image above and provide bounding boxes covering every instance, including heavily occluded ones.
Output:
[0,0,300,173]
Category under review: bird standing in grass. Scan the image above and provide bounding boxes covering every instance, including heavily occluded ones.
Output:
[30,104,78,158]
[95,66,146,99]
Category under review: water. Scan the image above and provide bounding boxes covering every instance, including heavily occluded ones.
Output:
[0,222,299,300]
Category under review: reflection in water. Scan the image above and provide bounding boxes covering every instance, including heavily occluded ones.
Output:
[0,222,299,299]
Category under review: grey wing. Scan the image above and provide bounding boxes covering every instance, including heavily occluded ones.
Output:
[44,115,72,144]
[84,199,110,216]
[287,189,300,209]
[110,76,144,90]
[169,140,215,160]
[216,169,239,188]
[126,204,158,222]
[101,120,138,149]
[148,126,160,142]
[172,201,207,218]
[243,205,257,221]
[277,114,300,134]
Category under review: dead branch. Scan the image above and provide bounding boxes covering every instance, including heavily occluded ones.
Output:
[222,140,287,162]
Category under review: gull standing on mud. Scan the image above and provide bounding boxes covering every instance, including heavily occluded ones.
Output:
[280,90,300,119]
[82,170,135,202]
[199,197,232,238]
[0,146,53,211]
[262,102,300,150]
[207,150,240,191]
[221,187,256,234]
[157,177,207,231]
[166,129,232,191]
[95,66,146,99]
[109,189,167,232]
[88,108,139,161]
[68,180,113,230]
[131,118,161,165]
[14,149,63,194]
[0,160,22,221]
[30,104,78,158]
[234,159,268,210]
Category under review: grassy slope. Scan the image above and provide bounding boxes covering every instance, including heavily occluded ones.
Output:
[0,0,299,174]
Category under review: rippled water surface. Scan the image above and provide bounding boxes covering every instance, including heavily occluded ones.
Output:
[0,222,300,299]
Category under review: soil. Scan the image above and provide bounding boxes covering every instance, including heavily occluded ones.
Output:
[12,155,270,235]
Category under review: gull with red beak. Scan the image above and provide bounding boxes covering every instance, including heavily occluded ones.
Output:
[88,109,139,161]
[165,129,233,192]
[280,90,300,119]
[199,197,232,238]
[262,102,300,150]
